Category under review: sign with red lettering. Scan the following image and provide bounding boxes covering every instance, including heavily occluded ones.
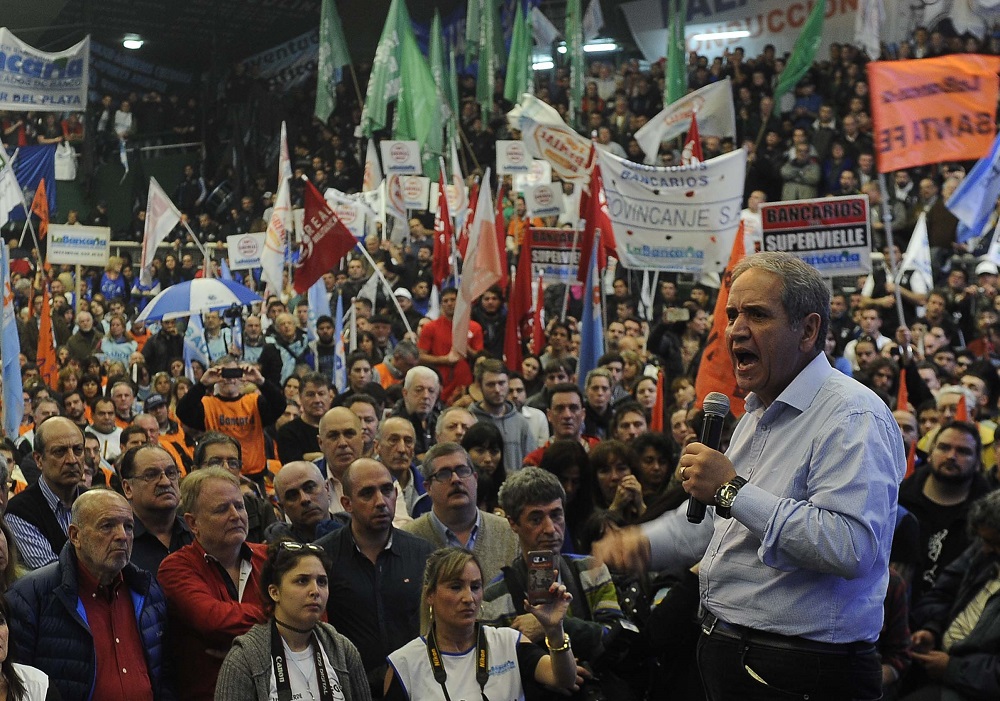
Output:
[868,56,1000,172]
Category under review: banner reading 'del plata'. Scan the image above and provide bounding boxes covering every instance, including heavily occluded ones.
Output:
[595,148,745,273]
[0,29,90,111]
[760,195,871,277]
[868,55,1000,172]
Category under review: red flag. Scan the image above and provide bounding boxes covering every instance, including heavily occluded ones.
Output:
[458,182,479,258]
[294,180,359,294]
[650,370,665,432]
[433,170,453,287]
[955,395,969,422]
[576,163,618,283]
[31,179,48,239]
[896,368,909,412]
[531,274,545,355]
[681,113,704,165]
[904,439,917,480]
[37,287,58,389]
[694,220,747,417]
[494,182,509,291]
[504,224,534,371]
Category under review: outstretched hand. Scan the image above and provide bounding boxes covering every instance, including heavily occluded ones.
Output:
[524,575,572,631]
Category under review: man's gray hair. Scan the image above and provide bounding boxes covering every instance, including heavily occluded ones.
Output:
[498,467,565,522]
[393,340,420,362]
[968,490,1000,538]
[419,442,472,481]
[937,384,977,410]
[731,251,830,352]
[403,365,439,391]
[435,406,475,438]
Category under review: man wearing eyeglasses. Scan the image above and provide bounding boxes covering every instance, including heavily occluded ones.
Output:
[401,442,518,583]
[6,417,86,569]
[120,443,193,575]
[267,461,345,543]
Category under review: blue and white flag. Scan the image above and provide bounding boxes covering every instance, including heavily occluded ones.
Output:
[577,232,604,391]
[306,277,327,344]
[183,315,210,381]
[948,131,1000,243]
[219,257,234,281]
[334,293,347,392]
[0,243,23,439]
[900,212,934,291]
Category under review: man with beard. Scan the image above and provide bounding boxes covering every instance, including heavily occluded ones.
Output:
[120,443,192,575]
[141,318,184,375]
[471,285,507,359]
[418,287,483,402]
[318,459,434,697]
[468,359,535,471]
[89,397,122,463]
[389,366,442,459]
[66,311,103,363]
[898,421,992,608]
[310,315,338,380]
[276,372,333,463]
[267,312,314,383]
[61,389,89,433]
[239,315,282,386]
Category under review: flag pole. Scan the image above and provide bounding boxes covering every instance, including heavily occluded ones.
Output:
[353,242,413,334]
[596,230,607,332]
[561,227,581,321]
[877,171,906,329]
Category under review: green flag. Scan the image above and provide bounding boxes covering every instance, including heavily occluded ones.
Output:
[666,0,687,105]
[395,27,444,180]
[505,1,533,103]
[565,0,584,124]
[476,0,498,123]
[360,0,408,137]
[447,45,461,148]
[774,0,826,101]
[314,0,351,122]
[466,0,480,62]
[430,11,455,154]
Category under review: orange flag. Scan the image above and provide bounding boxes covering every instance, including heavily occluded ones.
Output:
[867,55,1000,172]
[650,369,665,432]
[904,439,917,480]
[36,287,59,389]
[695,221,747,416]
[896,368,909,412]
[31,179,48,239]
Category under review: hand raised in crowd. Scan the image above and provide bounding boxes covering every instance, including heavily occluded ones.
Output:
[610,474,646,518]
[199,365,224,387]
[591,526,651,575]
[241,364,265,385]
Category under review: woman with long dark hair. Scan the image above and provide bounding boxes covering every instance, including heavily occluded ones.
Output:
[215,540,371,701]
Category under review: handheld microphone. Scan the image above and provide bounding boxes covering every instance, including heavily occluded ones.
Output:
[687,392,731,524]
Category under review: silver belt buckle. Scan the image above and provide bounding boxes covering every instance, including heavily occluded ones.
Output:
[701,613,718,636]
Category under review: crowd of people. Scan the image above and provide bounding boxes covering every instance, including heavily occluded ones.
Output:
[0,18,998,701]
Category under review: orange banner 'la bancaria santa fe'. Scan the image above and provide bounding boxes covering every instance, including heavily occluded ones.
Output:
[867,55,1000,172]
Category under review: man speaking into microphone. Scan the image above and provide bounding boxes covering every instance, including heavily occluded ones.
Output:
[594,252,904,701]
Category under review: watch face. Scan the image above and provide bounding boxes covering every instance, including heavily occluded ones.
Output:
[717,484,739,507]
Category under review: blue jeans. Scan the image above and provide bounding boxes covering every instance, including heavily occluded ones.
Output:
[697,631,883,700]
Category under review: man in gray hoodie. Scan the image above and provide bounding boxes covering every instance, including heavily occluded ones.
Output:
[469,358,537,473]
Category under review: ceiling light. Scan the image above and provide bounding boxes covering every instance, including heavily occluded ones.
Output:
[691,30,751,41]
[532,60,555,70]
[123,34,144,50]
[584,42,617,53]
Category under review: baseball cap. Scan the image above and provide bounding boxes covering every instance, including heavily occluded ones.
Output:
[145,394,168,411]
[976,261,999,276]
[393,288,412,299]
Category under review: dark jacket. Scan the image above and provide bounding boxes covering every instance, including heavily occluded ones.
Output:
[912,543,1000,701]
[7,543,173,701]
[141,330,184,375]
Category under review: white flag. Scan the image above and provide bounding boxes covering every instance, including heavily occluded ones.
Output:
[363,138,382,193]
[449,138,468,222]
[900,212,934,291]
[531,7,561,46]
[854,0,884,60]
[140,177,182,286]
[279,121,293,185]
[634,79,736,165]
[582,0,605,41]
[452,169,502,356]
[261,177,290,292]
[0,164,24,228]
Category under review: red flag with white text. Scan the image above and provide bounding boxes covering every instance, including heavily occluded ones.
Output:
[294,180,359,293]
[433,169,453,287]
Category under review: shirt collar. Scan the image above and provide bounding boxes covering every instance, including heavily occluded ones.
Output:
[429,508,481,543]
[745,352,833,414]
[77,559,125,601]
[39,476,78,511]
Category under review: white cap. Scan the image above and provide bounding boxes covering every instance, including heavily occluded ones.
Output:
[976,261,999,276]
[393,288,412,299]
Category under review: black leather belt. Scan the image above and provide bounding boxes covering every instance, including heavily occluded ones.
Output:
[700,612,876,656]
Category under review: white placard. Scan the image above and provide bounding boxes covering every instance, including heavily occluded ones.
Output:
[524,183,564,218]
[47,225,110,266]
[513,159,552,191]
[400,175,430,210]
[226,232,266,270]
[379,140,422,175]
[496,140,531,174]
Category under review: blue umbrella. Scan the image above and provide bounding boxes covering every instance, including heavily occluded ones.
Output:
[136,278,262,323]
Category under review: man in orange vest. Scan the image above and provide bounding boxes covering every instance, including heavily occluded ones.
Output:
[176,355,285,491]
